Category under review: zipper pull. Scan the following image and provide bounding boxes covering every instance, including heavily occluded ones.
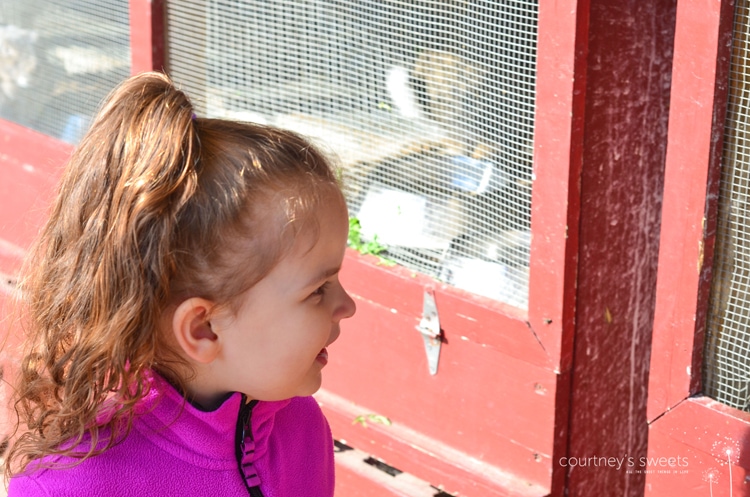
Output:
[235,396,262,494]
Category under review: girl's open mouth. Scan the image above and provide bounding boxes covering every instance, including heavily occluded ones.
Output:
[315,348,328,366]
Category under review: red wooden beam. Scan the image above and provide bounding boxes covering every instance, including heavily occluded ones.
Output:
[129,0,166,73]
[564,1,677,496]
[318,386,551,497]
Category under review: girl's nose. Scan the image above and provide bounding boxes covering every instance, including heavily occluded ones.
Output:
[334,286,357,322]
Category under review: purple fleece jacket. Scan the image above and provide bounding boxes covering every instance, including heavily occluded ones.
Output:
[8,373,335,496]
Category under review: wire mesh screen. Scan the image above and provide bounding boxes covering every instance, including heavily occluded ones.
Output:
[167,1,537,308]
[0,0,130,143]
[705,0,750,410]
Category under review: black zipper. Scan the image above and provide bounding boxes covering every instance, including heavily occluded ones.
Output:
[235,395,265,497]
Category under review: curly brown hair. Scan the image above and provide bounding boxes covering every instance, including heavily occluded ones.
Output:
[4,71,340,476]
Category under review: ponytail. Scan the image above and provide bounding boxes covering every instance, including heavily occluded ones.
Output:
[6,72,202,473]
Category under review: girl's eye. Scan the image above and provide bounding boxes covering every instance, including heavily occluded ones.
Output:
[312,282,330,297]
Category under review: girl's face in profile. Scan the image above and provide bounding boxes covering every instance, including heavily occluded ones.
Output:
[210,192,357,401]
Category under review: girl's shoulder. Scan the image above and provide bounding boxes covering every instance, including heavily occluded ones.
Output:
[7,424,148,497]
[258,395,330,441]
[8,419,245,497]
[252,396,335,497]
[7,392,332,497]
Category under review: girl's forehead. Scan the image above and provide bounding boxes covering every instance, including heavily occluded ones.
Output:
[288,195,348,253]
[251,186,347,254]
[242,196,348,291]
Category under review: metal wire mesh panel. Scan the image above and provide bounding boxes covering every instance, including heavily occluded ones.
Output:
[705,0,750,410]
[0,0,130,143]
[167,0,537,309]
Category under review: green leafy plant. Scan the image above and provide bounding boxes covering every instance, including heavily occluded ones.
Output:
[348,218,394,265]
[352,413,393,428]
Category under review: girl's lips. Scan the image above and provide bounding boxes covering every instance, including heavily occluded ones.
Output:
[316,347,328,366]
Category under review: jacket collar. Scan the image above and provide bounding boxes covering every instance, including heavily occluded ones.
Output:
[132,372,290,469]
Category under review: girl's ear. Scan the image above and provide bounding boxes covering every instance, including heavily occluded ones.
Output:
[171,297,220,364]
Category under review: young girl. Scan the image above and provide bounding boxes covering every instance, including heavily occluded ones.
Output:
[5,71,356,496]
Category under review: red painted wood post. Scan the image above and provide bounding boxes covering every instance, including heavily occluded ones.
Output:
[129,0,166,74]
[564,0,677,495]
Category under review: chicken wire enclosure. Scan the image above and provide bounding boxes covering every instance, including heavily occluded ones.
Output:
[0,0,130,143]
[167,0,537,309]
[705,0,750,411]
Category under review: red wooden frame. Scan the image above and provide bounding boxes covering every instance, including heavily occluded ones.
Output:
[0,1,580,494]
[648,398,750,495]
[321,257,558,496]
[316,1,588,495]
[648,0,735,419]
[529,1,586,493]
[0,0,613,495]
[646,0,742,495]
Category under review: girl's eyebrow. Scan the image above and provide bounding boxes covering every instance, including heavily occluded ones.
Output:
[305,266,341,288]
